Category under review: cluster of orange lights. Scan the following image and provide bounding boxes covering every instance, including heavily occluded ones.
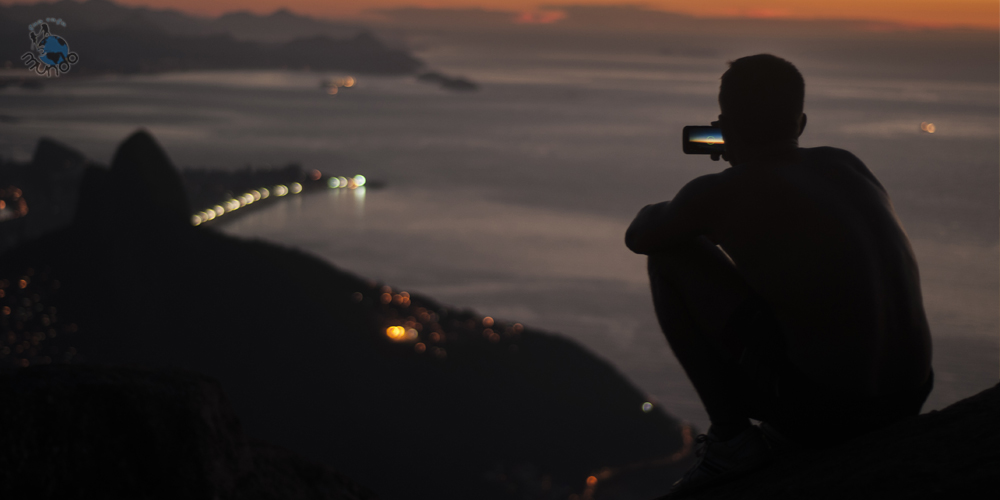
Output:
[0,185,29,221]
[322,75,356,96]
[367,280,676,498]
[1,269,77,368]
[375,283,653,498]
[481,316,503,343]
[378,286,446,357]
[376,282,527,362]
[381,290,411,307]
[385,325,419,341]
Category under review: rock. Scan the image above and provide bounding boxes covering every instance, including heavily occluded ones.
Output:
[73,164,111,226]
[667,382,1000,500]
[0,137,86,251]
[106,130,192,228]
[31,138,87,178]
[0,364,376,500]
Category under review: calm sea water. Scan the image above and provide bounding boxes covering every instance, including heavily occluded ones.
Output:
[1,42,996,432]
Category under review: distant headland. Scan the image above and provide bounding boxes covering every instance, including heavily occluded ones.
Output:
[0,0,423,75]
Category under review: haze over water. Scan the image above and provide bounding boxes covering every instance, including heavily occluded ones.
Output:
[2,25,997,432]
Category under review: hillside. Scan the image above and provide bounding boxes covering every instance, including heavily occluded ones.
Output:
[0,130,691,499]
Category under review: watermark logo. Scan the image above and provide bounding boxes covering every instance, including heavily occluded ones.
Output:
[21,19,79,78]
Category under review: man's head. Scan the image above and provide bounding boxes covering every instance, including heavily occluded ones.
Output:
[718,54,805,155]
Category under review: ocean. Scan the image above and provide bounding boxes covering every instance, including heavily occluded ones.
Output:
[1,39,997,433]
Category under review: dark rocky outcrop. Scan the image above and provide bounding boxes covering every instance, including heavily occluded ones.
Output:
[667,382,1000,500]
[0,138,91,252]
[106,130,192,227]
[70,130,191,230]
[0,364,375,500]
[30,138,88,177]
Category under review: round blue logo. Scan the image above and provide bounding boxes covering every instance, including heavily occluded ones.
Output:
[40,35,69,66]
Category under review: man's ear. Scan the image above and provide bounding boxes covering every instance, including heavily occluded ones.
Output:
[797,113,807,137]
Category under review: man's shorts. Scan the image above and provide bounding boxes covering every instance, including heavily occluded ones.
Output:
[723,296,934,448]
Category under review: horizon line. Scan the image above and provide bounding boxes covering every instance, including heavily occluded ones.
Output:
[1,0,997,32]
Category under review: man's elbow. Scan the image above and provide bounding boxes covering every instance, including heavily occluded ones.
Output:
[625,204,661,254]
[624,226,648,254]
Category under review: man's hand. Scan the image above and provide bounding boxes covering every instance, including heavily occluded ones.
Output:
[710,120,727,162]
[625,173,726,254]
[625,202,671,254]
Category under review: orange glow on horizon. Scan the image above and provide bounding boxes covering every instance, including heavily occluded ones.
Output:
[7,0,995,31]
[514,9,566,24]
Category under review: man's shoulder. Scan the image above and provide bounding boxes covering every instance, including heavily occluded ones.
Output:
[678,170,735,201]
[800,146,886,191]
[800,146,864,165]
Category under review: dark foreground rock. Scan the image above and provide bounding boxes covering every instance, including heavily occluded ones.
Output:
[0,364,375,500]
[669,382,1000,500]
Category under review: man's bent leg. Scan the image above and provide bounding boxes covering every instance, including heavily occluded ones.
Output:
[648,237,756,440]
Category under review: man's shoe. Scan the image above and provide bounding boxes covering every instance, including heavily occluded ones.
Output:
[666,425,773,498]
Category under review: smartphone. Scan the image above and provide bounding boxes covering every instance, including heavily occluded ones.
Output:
[682,126,725,155]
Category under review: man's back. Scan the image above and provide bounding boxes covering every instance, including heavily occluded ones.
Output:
[701,147,931,400]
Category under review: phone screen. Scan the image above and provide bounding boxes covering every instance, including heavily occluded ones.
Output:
[682,126,725,155]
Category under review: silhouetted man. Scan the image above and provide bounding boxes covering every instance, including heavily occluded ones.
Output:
[625,54,933,495]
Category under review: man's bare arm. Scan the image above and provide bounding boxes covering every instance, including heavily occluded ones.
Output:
[625,174,723,254]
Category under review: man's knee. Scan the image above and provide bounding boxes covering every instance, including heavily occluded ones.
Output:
[647,253,671,280]
[646,241,755,338]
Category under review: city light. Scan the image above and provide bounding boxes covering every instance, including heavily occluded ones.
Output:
[186,172,369,226]
[386,326,406,341]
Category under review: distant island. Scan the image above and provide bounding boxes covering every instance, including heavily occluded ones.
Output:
[0,0,422,75]
[417,71,480,91]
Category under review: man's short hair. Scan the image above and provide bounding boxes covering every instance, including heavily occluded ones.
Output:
[719,54,804,144]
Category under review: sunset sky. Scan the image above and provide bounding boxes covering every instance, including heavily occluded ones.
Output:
[4,0,999,30]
